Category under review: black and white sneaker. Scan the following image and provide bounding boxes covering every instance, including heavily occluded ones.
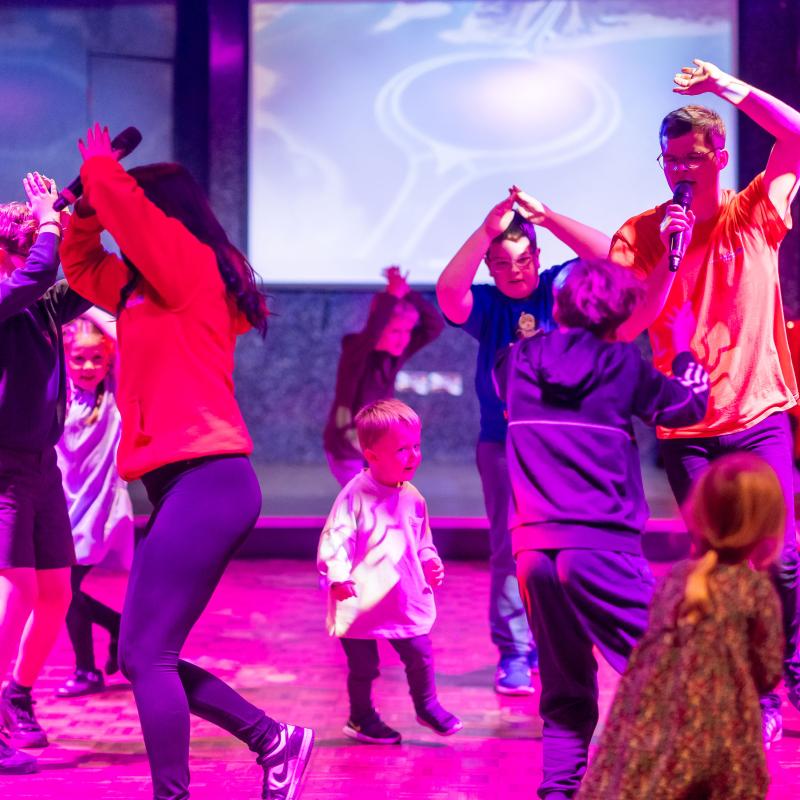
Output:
[762,706,783,750]
[0,690,48,749]
[56,669,105,698]
[258,722,314,800]
[343,715,401,744]
[416,704,463,736]
[0,728,36,774]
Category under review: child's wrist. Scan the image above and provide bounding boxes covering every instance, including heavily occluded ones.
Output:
[37,219,63,238]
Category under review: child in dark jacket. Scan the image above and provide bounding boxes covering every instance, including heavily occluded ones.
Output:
[493,258,710,800]
[577,452,784,800]
[0,174,90,774]
[323,266,444,486]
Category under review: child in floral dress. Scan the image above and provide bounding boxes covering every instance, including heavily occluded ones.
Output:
[578,452,785,800]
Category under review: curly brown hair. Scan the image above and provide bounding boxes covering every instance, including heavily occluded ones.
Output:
[553,258,644,339]
[0,202,37,256]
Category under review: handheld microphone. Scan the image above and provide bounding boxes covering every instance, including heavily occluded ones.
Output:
[53,127,143,211]
[668,180,693,272]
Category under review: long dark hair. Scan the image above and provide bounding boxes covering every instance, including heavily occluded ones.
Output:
[118,163,267,336]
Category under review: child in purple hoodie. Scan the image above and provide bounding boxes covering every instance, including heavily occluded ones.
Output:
[493,258,709,800]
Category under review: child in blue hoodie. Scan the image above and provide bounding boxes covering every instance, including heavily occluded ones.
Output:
[493,258,710,800]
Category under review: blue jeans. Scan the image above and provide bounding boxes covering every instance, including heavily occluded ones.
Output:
[660,411,800,708]
[476,440,535,659]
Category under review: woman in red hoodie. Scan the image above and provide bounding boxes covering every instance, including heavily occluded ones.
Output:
[60,124,313,800]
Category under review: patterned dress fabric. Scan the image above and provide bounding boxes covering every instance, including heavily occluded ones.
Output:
[578,561,783,800]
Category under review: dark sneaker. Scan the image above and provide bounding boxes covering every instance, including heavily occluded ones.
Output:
[105,636,120,676]
[257,722,314,800]
[494,655,535,696]
[343,715,401,744]
[1,691,48,749]
[0,729,37,774]
[762,706,783,750]
[416,704,463,736]
[56,670,105,698]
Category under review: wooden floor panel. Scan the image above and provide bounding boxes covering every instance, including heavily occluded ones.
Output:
[5,560,799,799]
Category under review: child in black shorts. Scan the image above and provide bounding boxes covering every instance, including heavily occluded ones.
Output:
[0,173,90,773]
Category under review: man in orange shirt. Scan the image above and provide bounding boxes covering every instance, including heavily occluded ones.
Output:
[610,59,800,748]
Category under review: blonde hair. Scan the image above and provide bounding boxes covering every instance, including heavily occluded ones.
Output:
[355,398,420,451]
[553,258,645,339]
[0,202,37,256]
[681,453,785,623]
[63,316,116,427]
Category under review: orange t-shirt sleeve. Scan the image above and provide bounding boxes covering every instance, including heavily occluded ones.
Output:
[729,172,791,249]
[609,209,666,281]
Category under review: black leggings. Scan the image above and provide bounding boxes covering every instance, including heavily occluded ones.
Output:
[340,635,438,722]
[119,455,277,800]
[66,565,121,672]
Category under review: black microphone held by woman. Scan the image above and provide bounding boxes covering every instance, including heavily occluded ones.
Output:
[53,126,142,211]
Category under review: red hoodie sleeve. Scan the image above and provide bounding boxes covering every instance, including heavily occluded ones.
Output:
[60,211,129,313]
[77,156,219,309]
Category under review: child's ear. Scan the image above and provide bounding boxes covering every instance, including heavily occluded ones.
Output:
[362,447,377,464]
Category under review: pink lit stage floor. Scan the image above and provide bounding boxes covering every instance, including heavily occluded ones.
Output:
[9,560,800,799]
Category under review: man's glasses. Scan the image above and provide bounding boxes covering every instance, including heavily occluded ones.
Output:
[487,254,537,273]
[657,150,717,171]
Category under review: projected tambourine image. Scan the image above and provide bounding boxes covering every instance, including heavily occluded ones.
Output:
[358,50,621,262]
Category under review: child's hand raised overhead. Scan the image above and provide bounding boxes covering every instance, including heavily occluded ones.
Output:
[331,580,358,601]
[23,172,59,227]
[511,185,547,226]
[384,265,410,298]
[481,191,517,240]
[423,557,445,588]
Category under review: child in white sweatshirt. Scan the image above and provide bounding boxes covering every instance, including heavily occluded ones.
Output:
[317,398,461,744]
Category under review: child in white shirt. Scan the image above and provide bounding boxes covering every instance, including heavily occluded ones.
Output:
[317,398,461,744]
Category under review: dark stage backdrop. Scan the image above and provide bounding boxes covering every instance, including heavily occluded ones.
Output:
[233,288,480,464]
[0,3,175,201]
[232,288,662,467]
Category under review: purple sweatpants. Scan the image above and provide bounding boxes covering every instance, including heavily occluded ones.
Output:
[516,548,654,799]
[660,411,800,708]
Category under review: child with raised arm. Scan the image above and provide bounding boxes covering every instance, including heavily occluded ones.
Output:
[0,174,90,773]
[578,453,785,800]
[323,266,444,487]
[54,310,133,698]
[436,189,610,694]
[493,258,710,800]
[318,398,461,744]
